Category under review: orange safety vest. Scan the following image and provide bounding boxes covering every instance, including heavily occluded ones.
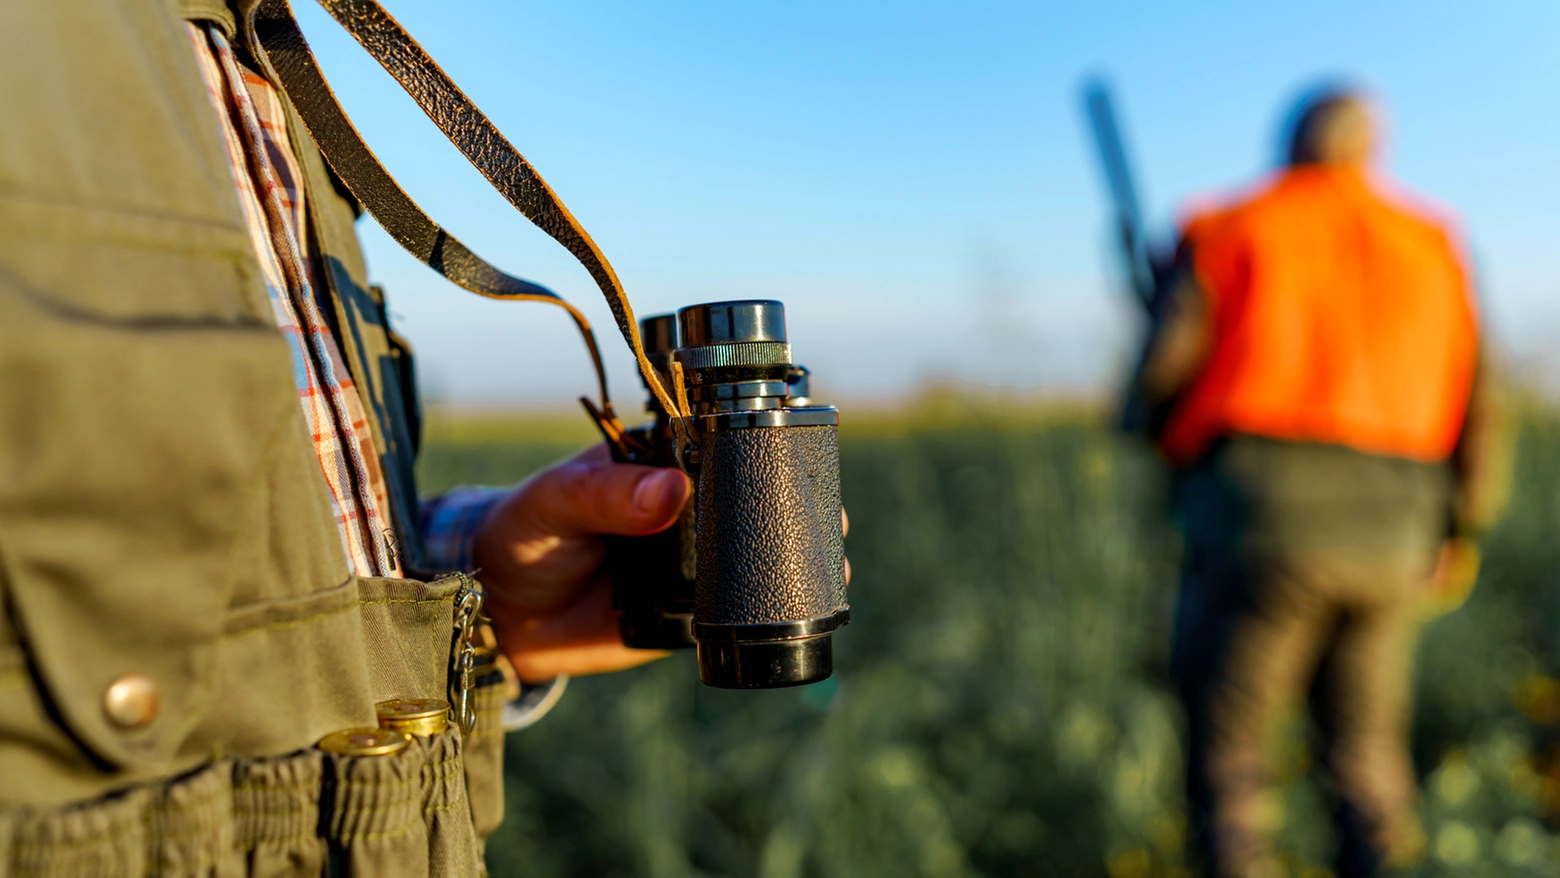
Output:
[1159,166,1479,466]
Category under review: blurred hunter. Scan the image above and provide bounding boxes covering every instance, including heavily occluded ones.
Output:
[1127,88,1510,877]
[0,2,692,872]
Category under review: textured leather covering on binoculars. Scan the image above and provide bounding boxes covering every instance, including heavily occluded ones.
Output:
[694,425,847,625]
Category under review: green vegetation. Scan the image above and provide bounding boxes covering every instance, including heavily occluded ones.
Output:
[418,402,1560,876]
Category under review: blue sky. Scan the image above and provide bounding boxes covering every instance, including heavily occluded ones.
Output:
[293,1,1560,404]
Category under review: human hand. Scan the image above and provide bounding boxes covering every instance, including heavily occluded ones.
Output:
[474,442,852,683]
[474,443,690,683]
[1422,536,1481,617]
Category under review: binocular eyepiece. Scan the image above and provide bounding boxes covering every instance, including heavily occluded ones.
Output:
[607,300,848,689]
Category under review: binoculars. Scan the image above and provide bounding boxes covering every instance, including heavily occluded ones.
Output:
[607,300,848,689]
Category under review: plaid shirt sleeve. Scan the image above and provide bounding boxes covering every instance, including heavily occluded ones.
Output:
[418,487,509,573]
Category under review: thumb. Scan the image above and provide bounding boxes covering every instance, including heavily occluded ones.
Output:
[517,446,690,539]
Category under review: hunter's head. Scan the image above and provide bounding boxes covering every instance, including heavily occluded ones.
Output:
[1285,87,1376,168]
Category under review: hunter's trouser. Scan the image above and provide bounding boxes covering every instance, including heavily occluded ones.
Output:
[1174,546,1424,877]
[1169,438,1447,878]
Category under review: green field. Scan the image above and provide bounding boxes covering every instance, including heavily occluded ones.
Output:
[418,401,1560,877]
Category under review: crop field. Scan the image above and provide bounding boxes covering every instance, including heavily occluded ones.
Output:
[419,399,1560,877]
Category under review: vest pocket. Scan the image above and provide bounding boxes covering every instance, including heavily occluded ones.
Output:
[0,299,308,776]
[192,574,471,771]
[355,576,465,705]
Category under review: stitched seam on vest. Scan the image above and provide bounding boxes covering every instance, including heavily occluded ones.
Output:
[223,574,357,634]
[142,808,228,848]
[467,702,505,740]
[221,603,357,639]
[332,820,421,844]
[336,762,457,790]
[240,828,318,848]
[233,782,319,798]
[221,593,454,638]
[422,755,460,776]
[0,191,251,257]
[424,799,461,818]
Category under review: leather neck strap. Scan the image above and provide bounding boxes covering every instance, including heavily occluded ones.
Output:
[245,0,689,433]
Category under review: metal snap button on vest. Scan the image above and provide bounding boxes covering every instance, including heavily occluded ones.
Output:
[317,727,411,757]
[103,673,160,729]
[375,698,450,737]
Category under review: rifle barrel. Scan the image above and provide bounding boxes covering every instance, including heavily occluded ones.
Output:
[1081,78,1154,309]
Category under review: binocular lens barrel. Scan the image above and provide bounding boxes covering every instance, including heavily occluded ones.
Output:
[677,300,786,346]
[640,313,678,376]
[609,301,849,687]
[675,300,849,689]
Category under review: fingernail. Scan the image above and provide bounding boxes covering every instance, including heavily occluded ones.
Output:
[632,469,680,515]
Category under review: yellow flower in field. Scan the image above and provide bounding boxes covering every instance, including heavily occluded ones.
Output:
[1429,753,1480,808]
[1515,673,1560,725]
[1433,821,1480,865]
[868,747,918,788]
[1105,848,1151,878]
[1494,818,1548,867]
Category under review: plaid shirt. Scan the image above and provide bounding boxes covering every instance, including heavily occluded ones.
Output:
[189,22,500,575]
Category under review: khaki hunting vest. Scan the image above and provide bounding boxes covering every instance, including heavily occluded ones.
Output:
[0,1,504,873]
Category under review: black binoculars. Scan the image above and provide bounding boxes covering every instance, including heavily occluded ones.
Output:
[607,300,848,689]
